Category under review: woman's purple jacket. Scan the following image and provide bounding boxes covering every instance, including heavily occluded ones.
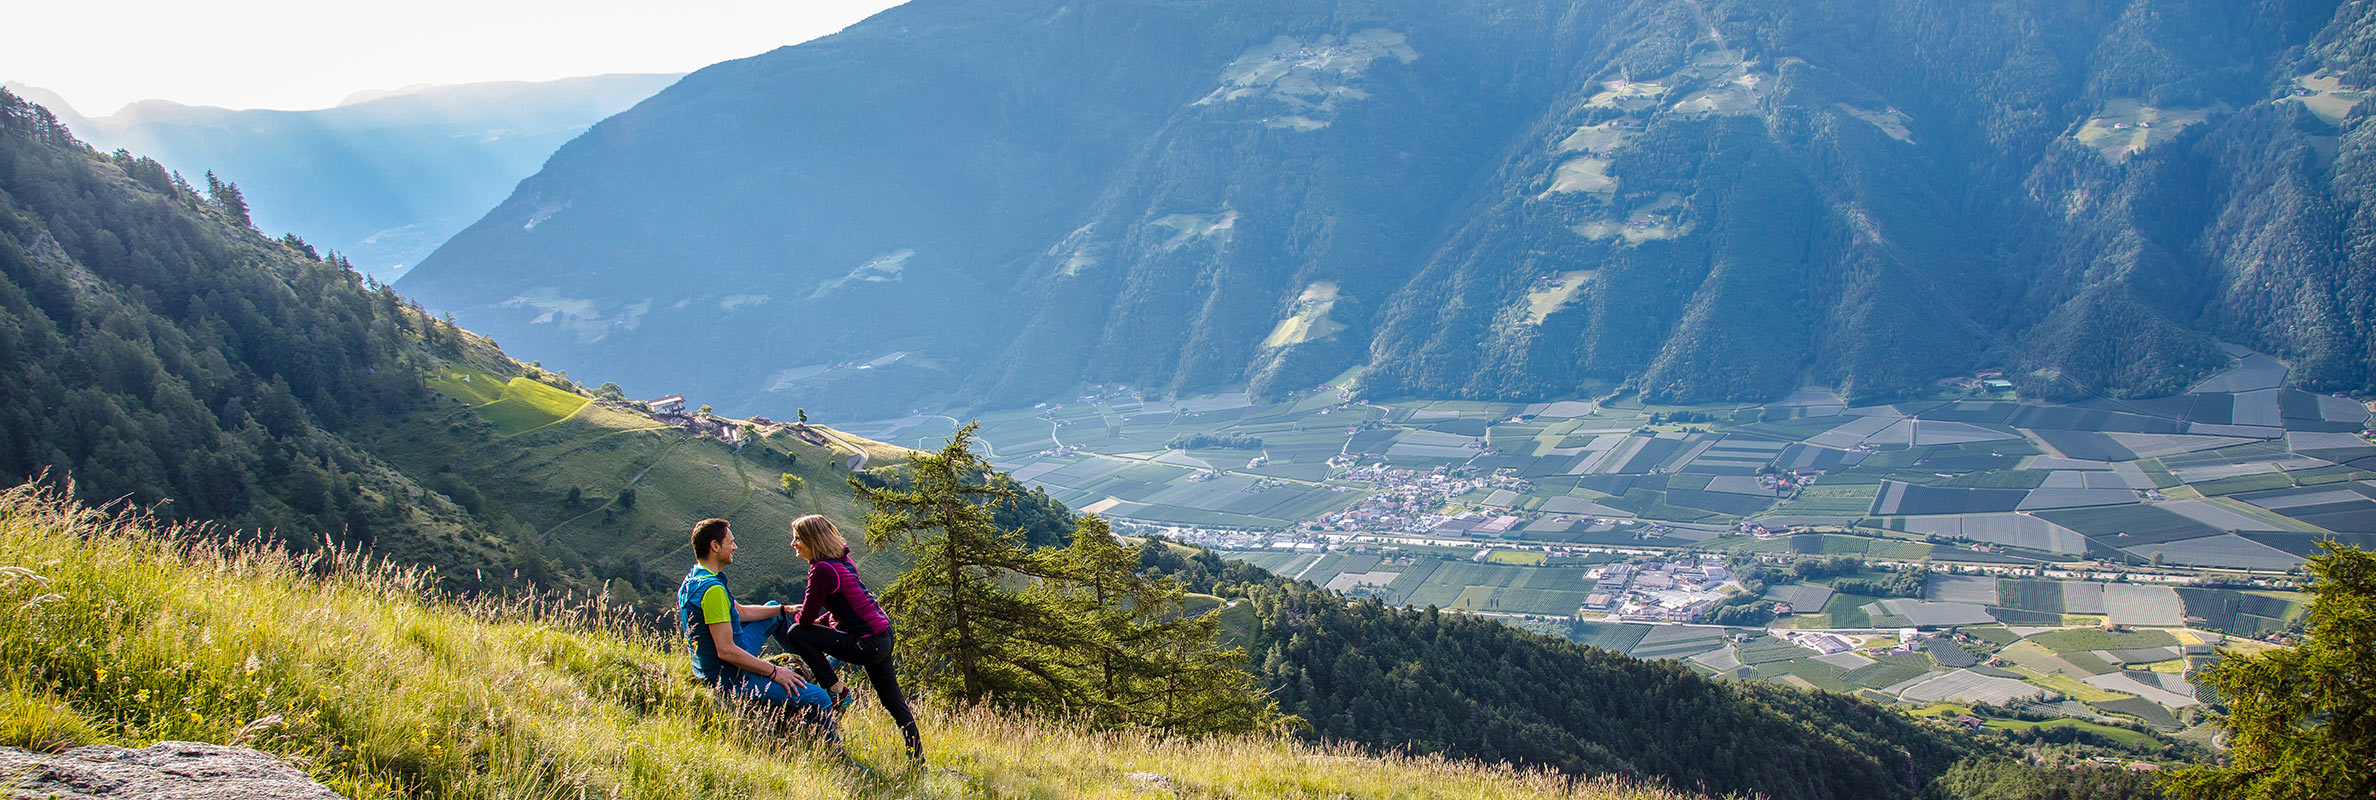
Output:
[796,556,893,638]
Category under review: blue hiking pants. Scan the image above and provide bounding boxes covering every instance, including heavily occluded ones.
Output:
[714,610,834,709]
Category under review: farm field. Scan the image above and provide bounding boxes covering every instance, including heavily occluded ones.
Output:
[1512,609,2228,738]
[1199,530,2289,745]
[1910,704,2166,750]
[861,346,2374,576]
[430,368,593,435]
[1214,549,1611,615]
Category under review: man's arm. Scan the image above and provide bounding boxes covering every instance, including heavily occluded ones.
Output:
[705,620,805,688]
[735,601,787,620]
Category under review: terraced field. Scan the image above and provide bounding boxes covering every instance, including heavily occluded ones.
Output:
[430,367,594,436]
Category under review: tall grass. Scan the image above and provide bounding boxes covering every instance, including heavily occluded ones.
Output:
[0,481,1699,799]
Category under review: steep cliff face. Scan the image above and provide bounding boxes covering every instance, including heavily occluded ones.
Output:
[402,0,2371,416]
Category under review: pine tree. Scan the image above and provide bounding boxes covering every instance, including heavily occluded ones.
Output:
[1054,515,1282,735]
[203,171,252,228]
[2166,542,2376,799]
[853,423,1091,708]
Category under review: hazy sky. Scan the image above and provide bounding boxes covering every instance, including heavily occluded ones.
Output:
[3,0,908,116]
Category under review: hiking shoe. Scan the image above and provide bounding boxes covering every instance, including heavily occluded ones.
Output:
[830,685,858,711]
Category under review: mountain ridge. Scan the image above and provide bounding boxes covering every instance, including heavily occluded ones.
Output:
[402,0,2373,419]
[24,73,680,281]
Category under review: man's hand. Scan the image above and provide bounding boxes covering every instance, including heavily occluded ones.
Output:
[769,665,810,692]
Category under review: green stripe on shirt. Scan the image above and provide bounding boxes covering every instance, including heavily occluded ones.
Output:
[700,584,732,625]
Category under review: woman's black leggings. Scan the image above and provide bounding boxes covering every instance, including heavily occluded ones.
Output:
[778,624,921,758]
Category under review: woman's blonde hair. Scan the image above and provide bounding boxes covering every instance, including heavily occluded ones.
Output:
[791,514,849,560]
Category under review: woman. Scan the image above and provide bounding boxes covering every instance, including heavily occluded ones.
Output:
[783,514,922,761]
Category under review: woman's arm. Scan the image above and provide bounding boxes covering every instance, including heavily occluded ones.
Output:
[796,562,837,626]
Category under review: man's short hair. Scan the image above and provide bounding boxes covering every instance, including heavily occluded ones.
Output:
[692,518,731,559]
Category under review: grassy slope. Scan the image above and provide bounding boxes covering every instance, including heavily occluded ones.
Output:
[355,334,904,608]
[0,484,1692,800]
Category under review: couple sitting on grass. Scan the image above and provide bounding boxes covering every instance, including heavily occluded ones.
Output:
[677,515,923,761]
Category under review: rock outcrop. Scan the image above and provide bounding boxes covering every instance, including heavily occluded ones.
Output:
[0,742,345,799]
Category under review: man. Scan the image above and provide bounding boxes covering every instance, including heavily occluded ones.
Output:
[678,518,834,716]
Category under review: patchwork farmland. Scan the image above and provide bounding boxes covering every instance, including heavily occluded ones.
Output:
[840,348,2359,749]
[851,348,2376,576]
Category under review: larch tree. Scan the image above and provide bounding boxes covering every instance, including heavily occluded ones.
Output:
[2166,542,2375,800]
[1053,515,1282,735]
[853,423,1092,709]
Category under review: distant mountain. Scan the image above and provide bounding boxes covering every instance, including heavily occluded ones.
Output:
[402,0,2375,418]
[17,74,679,281]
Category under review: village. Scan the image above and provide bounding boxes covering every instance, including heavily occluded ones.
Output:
[1149,520,1747,623]
[613,392,850,456]
[1311,461,1535,535]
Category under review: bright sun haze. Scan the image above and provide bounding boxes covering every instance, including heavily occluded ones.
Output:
[0,0,906,115]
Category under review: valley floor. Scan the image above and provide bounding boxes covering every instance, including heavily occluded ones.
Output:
[842,347,2362,756]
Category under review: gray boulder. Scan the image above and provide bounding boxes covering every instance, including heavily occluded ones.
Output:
[0,741,345,799]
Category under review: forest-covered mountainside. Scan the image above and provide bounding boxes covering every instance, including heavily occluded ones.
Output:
[0,87,897,605]
[403,0,2375,417]
[20,73,678,281]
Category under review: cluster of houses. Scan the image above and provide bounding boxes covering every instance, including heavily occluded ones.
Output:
[1311,382,1357,403]
[637,394,805,451]
[1580,556,1739,621]
[1935,368,2016,393]
[1435,512,1524,536]
[1780,631,1856,654]
[1164,527,1326,552]
[1309,463,1537,534]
